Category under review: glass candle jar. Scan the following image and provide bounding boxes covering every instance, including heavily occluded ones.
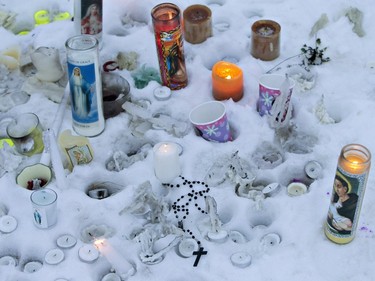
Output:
[65,35,105,137]
[151,3,188,90]
[324,144,371,244]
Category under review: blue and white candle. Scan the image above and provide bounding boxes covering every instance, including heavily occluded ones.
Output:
[30,188,58,229]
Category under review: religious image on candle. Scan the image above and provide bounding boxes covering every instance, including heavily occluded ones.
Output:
[324,144,371,244]
[76,0,103,37]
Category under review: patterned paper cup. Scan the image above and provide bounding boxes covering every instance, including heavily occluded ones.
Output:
[189,101,232,142]
[257,74,295,117]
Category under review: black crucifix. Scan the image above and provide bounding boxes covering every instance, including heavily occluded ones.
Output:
[193,247,207,267]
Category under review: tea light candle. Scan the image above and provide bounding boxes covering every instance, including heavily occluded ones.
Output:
[0,215,17,233]
[230,251,252,268]
[287,181,307,196]
[178,238,199,258]
[260,232,281,247]
[0,255,17,266]
[44,248,64,265]
[262,183,281,197]
[94,239,135,277]
[88,188,109,199]
[78,245,99,263]
[207,230,228,243]
[212,61,243,102]
[101,272,122,281]
[153,86,171,101]
[56,234,77,249]
[251,20,281,61]
[23,261,43,273]
[30,188,58,229]
[304,160,323,179]
[34,10,50,26]
[183,5,212,44]
[153,142,181,183]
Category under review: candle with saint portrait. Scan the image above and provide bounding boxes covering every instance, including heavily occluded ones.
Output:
[324,144,371,244]
[151,3,188,90]
[74,0,103,44]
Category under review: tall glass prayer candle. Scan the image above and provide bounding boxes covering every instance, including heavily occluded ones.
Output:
[151,3,188,90]
[66,35,105,137]
[324,144,371,244]
[74,0,103,45]
[212,61,243,102]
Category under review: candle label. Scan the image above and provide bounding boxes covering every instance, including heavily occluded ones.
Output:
[80,0,103,36]
[65,144,93,167]
[156,26,187,89]
[325,168,368,241]
[67,61,100,126]
[33,207,49,228]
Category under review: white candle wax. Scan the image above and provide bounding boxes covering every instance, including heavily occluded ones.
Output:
[153,142,181,183]
[0,215,18,233]
[30,188,58,229]
[260,232,281,248]
[45,248,64,265]
[78,245,99,263]
[94,239,135,277]
[56,234,77,249]
[23,261,43,273]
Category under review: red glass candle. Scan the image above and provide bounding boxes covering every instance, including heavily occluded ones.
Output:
[151,3,188,90]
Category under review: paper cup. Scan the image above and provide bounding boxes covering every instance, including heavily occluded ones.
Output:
[189,101,232,142]
[257,74,295,117]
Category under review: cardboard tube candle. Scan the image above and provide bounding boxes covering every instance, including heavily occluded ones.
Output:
[153,142,181,183]
[324,144,371,244]
[212,61,244,102]
[151,3,188,90]
[183,5,212,44]
[251,20,281,61]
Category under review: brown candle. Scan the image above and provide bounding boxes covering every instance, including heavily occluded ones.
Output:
[183,5,212,44]
[251,20,281,61]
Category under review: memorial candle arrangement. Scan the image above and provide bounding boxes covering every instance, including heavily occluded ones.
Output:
[251,20,281,61]
[212,61,243,102]
[74,0,103,44]
[324,144,371,244]
[151,3,188,90]
[183,4,212,44]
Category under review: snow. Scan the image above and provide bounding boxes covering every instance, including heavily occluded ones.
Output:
[1,0,375,280]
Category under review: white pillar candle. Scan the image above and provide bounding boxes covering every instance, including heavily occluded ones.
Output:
[0,215,18,233]
[30,188,58,229]
[78,245,99,263]
[94,239,135,278]
[153,142,181,183]
[30,47,64,82]
[44,248,64,265]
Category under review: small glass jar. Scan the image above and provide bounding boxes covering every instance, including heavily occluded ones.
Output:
[65,35,105,137]
[151,3,188,90]
[324,144,371,244]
